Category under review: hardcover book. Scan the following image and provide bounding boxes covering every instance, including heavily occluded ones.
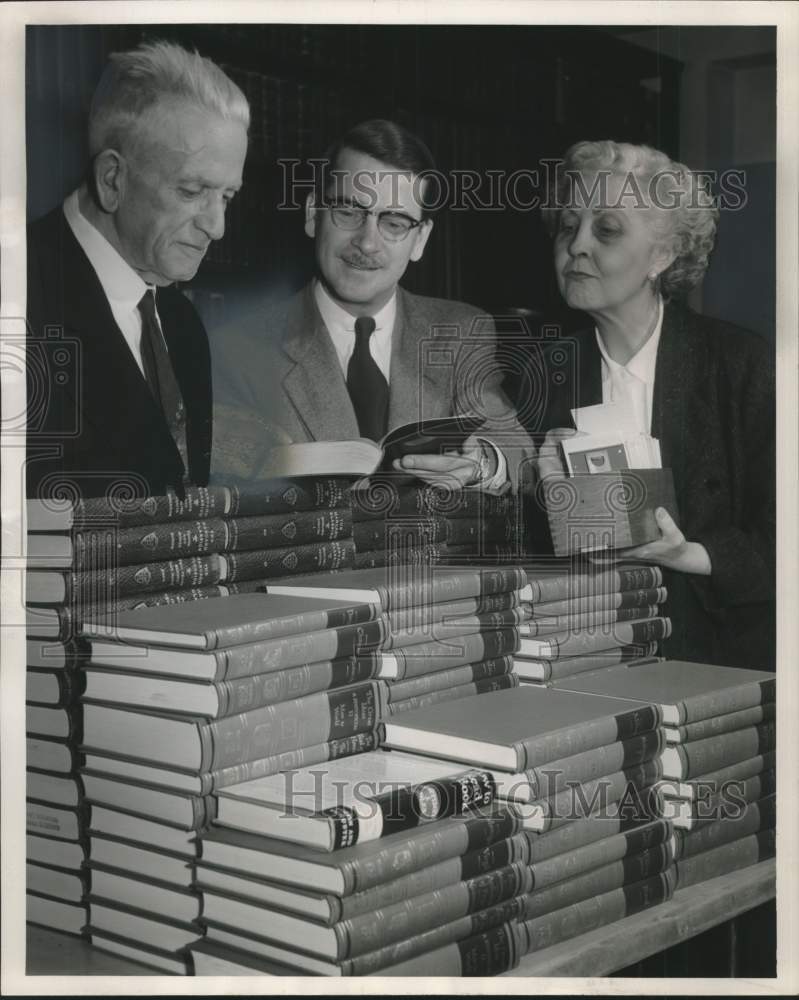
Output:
[382,685,659,771]
[215,749,496,851]
[554,658,776,723]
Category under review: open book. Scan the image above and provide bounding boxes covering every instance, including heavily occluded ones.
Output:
[262,415,485,478]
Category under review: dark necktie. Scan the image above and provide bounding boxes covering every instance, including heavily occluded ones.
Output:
[347,315,389,441]
[137,288,189,480]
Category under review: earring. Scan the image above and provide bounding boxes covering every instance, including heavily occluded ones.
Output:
[648,270,658,282]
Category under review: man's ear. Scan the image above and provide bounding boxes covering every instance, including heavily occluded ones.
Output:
[304,192,317,239]
[409,219,433,263]
[92,149,126,214]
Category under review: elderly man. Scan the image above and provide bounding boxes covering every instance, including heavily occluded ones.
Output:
[26,40,249,499]
[213,119,533,491]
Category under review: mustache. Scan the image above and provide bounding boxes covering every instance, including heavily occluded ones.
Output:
[341,252,383,269]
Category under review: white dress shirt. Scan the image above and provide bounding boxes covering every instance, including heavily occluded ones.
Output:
[313,279,395,381]
[63,189,158,376]
[595,297,664,434]
[313,279,507,491]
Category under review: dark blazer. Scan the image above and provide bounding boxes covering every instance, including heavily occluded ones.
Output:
[212,283,535,488]
[26,206,212,499]
[536,302,775,670]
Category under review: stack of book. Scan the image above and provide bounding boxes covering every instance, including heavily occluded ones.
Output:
[555,659,777,892]
[350,479,519,569]
[26,506,93,940]
[261,564,529,716]
[375,684,675,971]
[191,750,533,975]
[511,561,670,684]
[27,477,357,629]
[77,591,387,973]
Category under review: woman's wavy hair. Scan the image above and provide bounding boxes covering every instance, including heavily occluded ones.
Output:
[542,140,719,299]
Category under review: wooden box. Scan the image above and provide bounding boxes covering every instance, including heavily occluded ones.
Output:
[544,468,679,556]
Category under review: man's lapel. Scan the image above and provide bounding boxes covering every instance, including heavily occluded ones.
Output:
[280,286,361,440]
[389,288,449,429]
[58,212,181,446]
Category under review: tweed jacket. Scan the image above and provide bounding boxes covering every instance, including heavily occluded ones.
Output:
[26,206,213,499]
[212,283,535,489]
[536,301,776,669]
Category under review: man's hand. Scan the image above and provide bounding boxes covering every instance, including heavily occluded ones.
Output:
[392,433,496,489]
[593,507,713,575]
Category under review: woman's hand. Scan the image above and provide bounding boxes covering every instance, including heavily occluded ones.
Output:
[594,507,713,575]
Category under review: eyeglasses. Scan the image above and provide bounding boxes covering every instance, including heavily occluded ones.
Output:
[325,203,424,243]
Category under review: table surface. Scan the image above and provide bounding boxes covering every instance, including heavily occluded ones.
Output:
[23,860,776,978]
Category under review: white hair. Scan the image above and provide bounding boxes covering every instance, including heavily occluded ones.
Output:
[88,40,250,157]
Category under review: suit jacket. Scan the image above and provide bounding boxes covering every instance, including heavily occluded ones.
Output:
[212,283,535,488]
[26,206,212,499]
[535,301,776,669]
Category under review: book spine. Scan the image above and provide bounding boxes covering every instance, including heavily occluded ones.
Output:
[353,518,446,550]
[532,587,667,616]
[523,844,674,921]
[226,508,353,551]
[227,477,352,516]
[353,544,450,571]
[25,704,82,742]
[673,795,776,859]
[521,605,658,638]
[390,627,520,680]
[208,601,377,649]
[522,871,674,953]
[667,703,775,743]
[387,656,514,702]
[219,618,386,679]
[528,566,663,603]
[386,593,521,634]
[385,567,527,612]
[524,729,666,800]
[387,674,519,715]
[675,678,776,724]
[528,819,672,890]
[26,801,88,841]
[519,644,659,683]
[202,731,381,794]
[667,722,776,779]
[339,832,529,923]
[26,668,85,706]
[517,704,661,770]
[77,585,226,622]
[537,762,661,833]
[370,922,522,977]
[71,556,222,600]
[530,617,671,659]
[202,682,382,770]
[323,769,496,850]
[73,486,230,527]
[211,656,380,714]
[342,862,530,959]
[387,608,527,650]
[341,806,523,895]
[221,539,355,582]
[674,829,775,889]
[351,483,515,521]
[677,769,776,820]
[72,519,228,568]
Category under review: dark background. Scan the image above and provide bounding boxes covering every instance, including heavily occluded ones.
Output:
[26,23,776,343]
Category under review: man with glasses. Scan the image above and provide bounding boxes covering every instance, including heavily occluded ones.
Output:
[213,119,532,490]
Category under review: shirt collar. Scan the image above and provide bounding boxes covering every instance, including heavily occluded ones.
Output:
[595,297,664,382]
[63,188,149,309]
[313,279,396,336]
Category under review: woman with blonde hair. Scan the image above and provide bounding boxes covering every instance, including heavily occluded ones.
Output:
[537,140,774,669]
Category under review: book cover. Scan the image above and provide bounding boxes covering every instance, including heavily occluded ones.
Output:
[556,658,776,724]
[81,591,378,650]
[382,685,659,771]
